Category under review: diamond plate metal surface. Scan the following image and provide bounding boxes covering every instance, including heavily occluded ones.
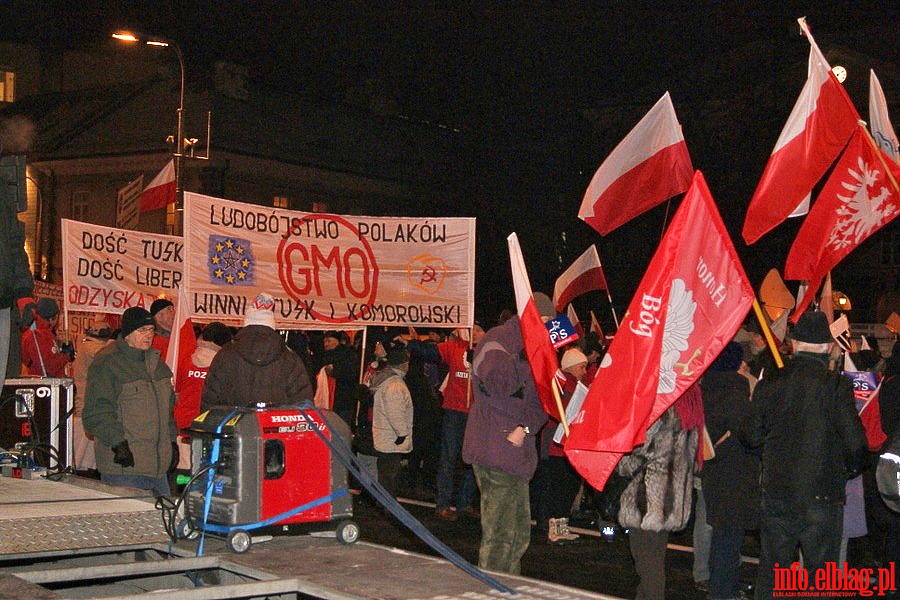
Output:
[0,510,168,554]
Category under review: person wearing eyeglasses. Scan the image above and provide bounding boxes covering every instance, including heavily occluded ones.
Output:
[83,306,177,497]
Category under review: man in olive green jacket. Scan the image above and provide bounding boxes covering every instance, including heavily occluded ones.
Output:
[83,307,176,496]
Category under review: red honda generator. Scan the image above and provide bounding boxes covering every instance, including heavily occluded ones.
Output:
[181,405,358,553]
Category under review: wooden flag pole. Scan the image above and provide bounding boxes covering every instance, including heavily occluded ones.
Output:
[606,290,620,329]
[752,297,784,369]
[552,375,569,437]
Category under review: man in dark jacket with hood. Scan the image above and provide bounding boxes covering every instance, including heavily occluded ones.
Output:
[741,311,867,599]
[202,293,312,410]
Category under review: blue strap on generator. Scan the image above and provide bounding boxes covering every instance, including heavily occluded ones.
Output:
[199,489,349,535]
[297,404,514,596]
[196,408,239,556]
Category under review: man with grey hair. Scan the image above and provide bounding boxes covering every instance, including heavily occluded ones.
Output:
[741,310,867,599]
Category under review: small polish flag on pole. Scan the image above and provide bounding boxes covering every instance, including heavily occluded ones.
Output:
[139,160,176,213]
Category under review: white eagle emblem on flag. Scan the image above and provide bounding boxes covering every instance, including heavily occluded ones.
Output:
[826,157,897,251]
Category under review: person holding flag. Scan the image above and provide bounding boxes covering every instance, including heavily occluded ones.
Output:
[462,303,551,574]
[741,311,867,598]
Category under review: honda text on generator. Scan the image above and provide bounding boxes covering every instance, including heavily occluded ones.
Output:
[179,405,359,553]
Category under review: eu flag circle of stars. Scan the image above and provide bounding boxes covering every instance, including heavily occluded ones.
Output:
[209,238,253,285]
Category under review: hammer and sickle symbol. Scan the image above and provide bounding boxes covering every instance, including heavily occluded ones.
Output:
[420,266,437,284]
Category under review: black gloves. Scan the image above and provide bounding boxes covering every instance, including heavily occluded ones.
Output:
[59,342,76,362]
[112,440,135,468]
[394,436,407,445]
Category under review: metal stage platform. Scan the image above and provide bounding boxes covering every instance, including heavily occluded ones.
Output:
[0,475,622,599]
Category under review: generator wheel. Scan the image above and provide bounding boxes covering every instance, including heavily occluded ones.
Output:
[175,518,199,540]
[336,520,360,545]
[227,529,252,553]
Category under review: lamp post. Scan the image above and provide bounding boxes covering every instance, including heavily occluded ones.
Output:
[113,31,185,235]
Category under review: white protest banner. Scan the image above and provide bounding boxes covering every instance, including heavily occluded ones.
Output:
[184,192,476,328]
[61,219,183,315]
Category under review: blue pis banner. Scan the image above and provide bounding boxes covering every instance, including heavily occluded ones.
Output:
[843,369,880,405]
[545,314,579,349]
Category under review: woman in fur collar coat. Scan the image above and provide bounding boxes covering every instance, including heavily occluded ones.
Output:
[617,385,701,600]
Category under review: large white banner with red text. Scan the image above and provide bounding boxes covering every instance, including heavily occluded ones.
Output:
[61,219,182,315]
[183,192,476,328]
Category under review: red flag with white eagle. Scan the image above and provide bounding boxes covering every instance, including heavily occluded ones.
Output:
[786,125,900,317]
[139,159,176,212]
[565,171,754,490]
[553,245,608,313]
[167,284,197,388]
[742,18,860,244]
[579,92,693,236]
[508,233,564,419]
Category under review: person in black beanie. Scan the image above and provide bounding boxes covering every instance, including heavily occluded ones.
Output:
[82,306,177,496]
[149,298,174,358]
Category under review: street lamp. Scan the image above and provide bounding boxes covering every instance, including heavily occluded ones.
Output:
[113,31,186,235]
[832,290,852,311]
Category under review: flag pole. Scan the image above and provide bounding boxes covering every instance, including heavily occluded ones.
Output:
[552,377,569,437]
[606,290,620,329]
[752,298,784,368]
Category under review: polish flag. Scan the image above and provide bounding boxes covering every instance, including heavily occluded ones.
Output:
[786,125,900,318]
[870,70,899,164]
[553,245,608,313]
[579,92,693,236]
[742,17,860,244]
[167,284,197,388]
[566,171,754,490]
[568,304,585,340]
[139,160,177,213]
[508,233,564,419]
[589,310,604,340]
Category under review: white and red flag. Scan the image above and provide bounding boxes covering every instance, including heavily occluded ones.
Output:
[869,70,899,164]
[167,284,197,388]
[589,310,604,339]
[578,92,693,236]
[553,245,608,313]
[742,17,860,244]
[139,159,176,213]
[567,304,585,339]
[508,233,564,419]
[565,171,754,490]
[786,125,900,317]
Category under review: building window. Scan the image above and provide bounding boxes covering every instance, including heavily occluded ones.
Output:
[72,191,89,221]
[0,70,14,103]
[273,196,289,209]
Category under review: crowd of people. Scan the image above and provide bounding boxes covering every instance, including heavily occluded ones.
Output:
[7,289,900,599]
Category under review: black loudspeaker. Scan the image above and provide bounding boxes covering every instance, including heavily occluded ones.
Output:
[0,378,74,469]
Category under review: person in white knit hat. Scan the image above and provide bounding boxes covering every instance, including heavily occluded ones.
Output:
[202,293,311,409]
[533,346,588,544]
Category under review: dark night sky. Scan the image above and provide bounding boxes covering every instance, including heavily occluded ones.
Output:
[3,1,898,323]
